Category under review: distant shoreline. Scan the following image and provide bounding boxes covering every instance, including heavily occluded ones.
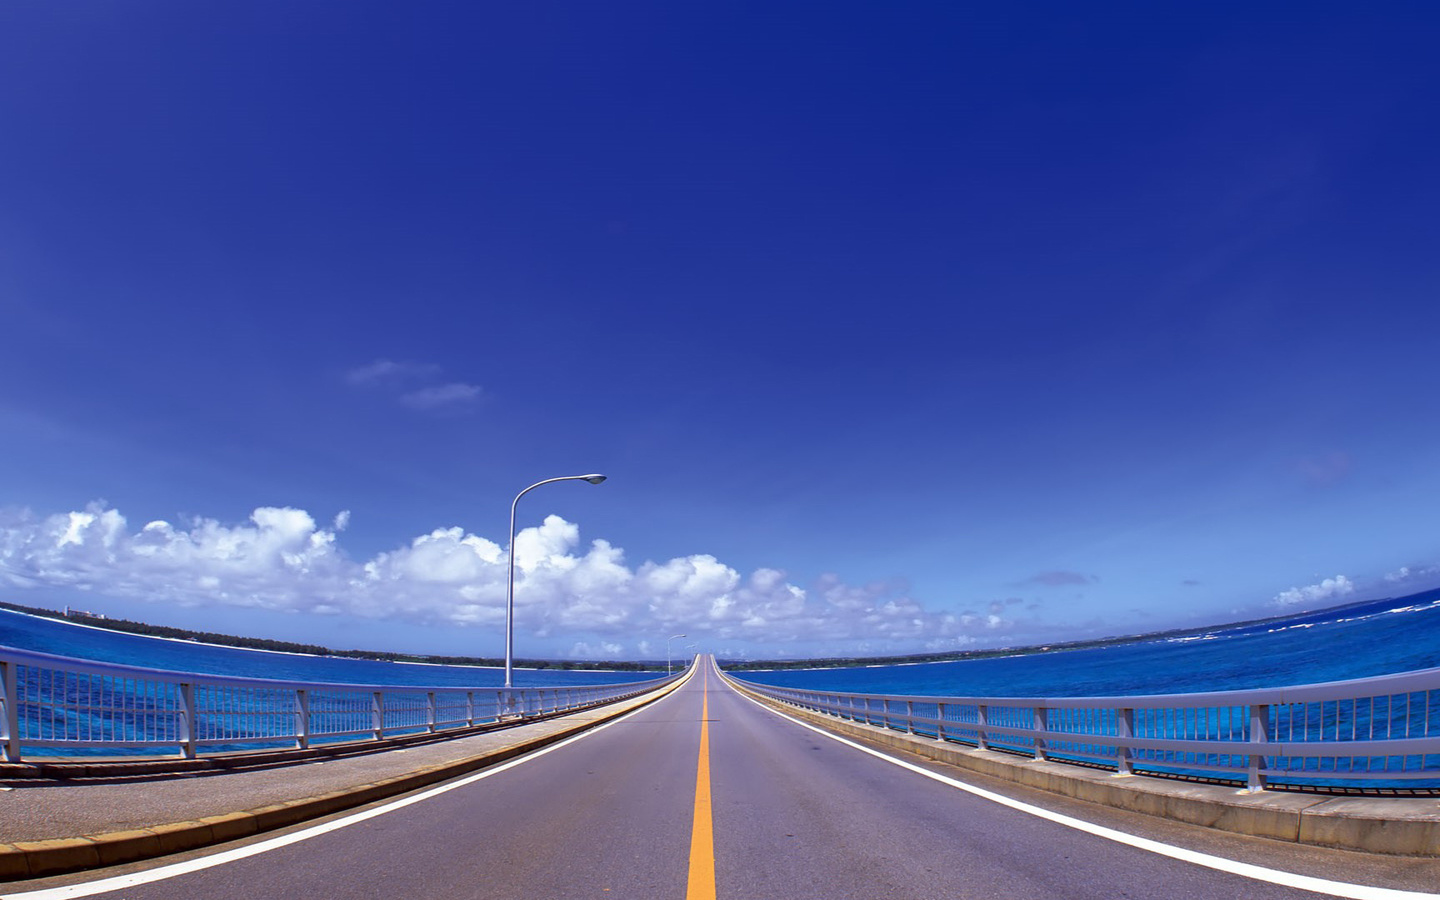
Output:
[0,601,650,672]
[3,592,1427,673]
[725,593,1427,671]
[4,608,340,659]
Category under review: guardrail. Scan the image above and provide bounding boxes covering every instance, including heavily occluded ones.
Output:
[0,646,677,761]
[728,666,1440,791]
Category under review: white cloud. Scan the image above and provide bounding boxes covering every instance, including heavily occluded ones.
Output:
[345,359,439,386]
[568,640,623,658]
[400,383,482,410]
[1383,565,1440,584]
[0,503,1026,656]
[1273,574,1354,607]
[347,359,481,412]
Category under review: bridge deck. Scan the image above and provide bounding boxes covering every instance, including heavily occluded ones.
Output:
[1,658,1437,897]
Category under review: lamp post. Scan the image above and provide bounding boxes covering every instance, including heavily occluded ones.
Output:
[505,474,607,690]
[667,633,686,676]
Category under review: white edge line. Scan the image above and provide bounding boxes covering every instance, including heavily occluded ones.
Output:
[726,677,1440,900]
[3,667,697,900]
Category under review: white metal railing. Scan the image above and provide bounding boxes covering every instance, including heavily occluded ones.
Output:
[0,646,676,761]
[727,666,1440,792]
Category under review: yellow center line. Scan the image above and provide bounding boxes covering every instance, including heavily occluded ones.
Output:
[686,660,717,900]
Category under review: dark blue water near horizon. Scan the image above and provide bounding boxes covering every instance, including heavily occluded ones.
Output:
[738,589,1440,698]
[0,610,642,688]
[4,589,1440,698]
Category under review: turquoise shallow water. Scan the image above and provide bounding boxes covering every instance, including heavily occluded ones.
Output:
[736,589,1440,697]
[0,609,643,688]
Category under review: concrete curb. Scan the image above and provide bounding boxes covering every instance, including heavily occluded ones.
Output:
[728,680,1440,857]
[0,678,687,881]
[0,694,656,782]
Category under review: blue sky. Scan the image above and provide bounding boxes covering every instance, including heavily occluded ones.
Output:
[3,2,1439,661]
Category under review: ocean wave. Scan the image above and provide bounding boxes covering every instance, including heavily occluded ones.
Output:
[1165,633,1220,644]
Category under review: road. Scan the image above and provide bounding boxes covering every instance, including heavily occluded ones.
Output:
[8,657,1439,900]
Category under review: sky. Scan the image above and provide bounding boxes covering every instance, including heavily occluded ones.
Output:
[2,2,1439,662]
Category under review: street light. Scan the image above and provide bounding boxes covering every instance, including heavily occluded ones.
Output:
[667,633,686,676]
[505,474,607,690]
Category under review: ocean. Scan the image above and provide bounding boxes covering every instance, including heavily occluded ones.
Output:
[0,610,644,689]
[3,588,1440,698]
[736,589,1440,698]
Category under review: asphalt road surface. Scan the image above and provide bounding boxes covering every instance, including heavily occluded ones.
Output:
[8,658,1439,900]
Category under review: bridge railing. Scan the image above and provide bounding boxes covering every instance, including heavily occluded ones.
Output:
[727,666,1440,791]
[0,645,677,762]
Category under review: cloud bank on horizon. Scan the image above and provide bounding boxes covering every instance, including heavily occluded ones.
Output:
[0,503,1036,658]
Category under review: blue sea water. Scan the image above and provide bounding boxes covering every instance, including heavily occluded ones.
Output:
[0,610,643,688]
[738,589,1440,698]
[5,589,1440,699]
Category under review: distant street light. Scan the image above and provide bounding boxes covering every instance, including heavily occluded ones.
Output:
[667,633,686,676]
[505,474,607,690]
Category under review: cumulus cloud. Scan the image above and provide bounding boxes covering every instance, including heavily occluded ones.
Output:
[0,503,1020,657]
[1273,575,1354,607]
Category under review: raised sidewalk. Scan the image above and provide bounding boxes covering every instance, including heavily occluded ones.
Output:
[0,678,685,881]
[726,676,1440,858]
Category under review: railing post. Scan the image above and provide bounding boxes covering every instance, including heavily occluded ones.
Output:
[906,699,915,735]
[426,691,437,733]
[1033,705,1048,761]
[1116,706,1134,775]
[178,682,197,759]
[1247,703,1270,791]
[937,701,948,743]
[295,688,310,750]
[372,691,384,739]
[466,691,475,727]
[1,661,21,762]
[976,704,989,751]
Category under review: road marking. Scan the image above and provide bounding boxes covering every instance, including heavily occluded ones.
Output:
[686,663,717,900]
[2,669,698,900]
[731,682,1440,900]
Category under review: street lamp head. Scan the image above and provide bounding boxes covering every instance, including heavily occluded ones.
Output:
[503,471,609,689]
